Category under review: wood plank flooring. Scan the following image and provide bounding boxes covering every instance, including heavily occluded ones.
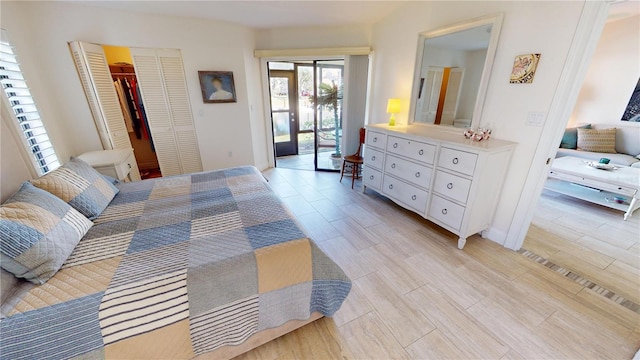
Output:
[236,169,639,359]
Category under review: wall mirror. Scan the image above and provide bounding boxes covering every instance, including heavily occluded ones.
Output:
[409,14,503,128]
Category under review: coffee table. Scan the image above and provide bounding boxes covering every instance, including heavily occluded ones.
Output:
[545,156,640,220]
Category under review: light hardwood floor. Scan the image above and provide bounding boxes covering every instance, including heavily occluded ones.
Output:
[236,169,639,360]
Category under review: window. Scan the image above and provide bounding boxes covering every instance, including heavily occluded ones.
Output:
[0,29,59,174]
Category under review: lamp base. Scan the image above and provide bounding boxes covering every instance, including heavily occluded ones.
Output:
[388,114,396,127]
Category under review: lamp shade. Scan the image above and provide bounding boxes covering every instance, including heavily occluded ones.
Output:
[386,98,401,114]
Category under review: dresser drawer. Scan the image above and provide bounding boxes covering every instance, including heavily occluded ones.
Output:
[428,195,465,231]
[363,167,382,190]
[115,152,136,180]
[382,175,429,213]
[433,170,472,204]
[387,136,436,165]
[364,148,384,170]
[384,155,432,188]
[366,130,387,150]
[438,147,478,176]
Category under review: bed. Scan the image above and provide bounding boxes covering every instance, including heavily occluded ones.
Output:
[0,166,351,359]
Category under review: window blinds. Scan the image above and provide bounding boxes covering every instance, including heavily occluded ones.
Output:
[0,29,60,175]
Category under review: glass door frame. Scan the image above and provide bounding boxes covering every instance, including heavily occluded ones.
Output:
[313,59,344,172]
[268,69,298,157]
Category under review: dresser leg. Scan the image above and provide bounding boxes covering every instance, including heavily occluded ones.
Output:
[457,237,467,250]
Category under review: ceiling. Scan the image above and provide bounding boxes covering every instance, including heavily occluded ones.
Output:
[71,1,409,29]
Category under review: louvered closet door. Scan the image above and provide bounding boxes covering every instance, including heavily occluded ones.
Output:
[130,47,202,176]
[69,41,142,181]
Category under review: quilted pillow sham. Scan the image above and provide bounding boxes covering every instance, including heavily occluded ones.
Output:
[31,157,119,220]
[577,128,617,154]
[0,182,93,284]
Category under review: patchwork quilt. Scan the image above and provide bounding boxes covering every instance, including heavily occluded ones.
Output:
[0,166,351,359]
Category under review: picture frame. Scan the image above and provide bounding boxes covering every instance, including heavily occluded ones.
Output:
[198,71,237,103]
[509,54,541,84]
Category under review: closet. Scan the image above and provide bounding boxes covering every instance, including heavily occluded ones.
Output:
[70,42,202,179]
[110,61,160,179]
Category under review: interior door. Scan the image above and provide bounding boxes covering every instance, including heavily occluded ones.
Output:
[69,41,142,180]
[269,70,297,157]
[419,67,444,124]
[440,68,464,126]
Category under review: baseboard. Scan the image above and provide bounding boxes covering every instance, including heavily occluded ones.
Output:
[482,227,508,247]
[255,161,270,171]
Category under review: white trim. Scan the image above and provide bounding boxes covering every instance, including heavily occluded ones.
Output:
[1,95,39,179]
[255,47,370,58]
[408,13,504,133]
[503,1,611,250]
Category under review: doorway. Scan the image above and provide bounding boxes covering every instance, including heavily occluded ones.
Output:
[103,45,161,180]
[268,60,345,171]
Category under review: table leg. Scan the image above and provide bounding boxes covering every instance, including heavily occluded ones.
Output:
[624,197,638,221]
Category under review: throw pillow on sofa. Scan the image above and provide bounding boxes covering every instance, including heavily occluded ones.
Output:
[577,128,617,154]
[560,124,591,149]
[31,157,119,220]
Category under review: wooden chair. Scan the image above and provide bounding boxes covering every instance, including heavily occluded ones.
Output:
[340,128,366,189]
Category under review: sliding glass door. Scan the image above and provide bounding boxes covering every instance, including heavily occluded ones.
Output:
[314,60,344,171]
[268,60,344,171]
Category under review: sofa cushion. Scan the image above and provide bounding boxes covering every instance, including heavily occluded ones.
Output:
[632,162,640,169]
[593,124,640,156]
[577,128,617,153]
[556,148,640,166]
[31,157,119,220]
[560,124,591,149]
[0,182,93,284]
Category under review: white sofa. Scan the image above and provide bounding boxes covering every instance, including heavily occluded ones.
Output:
[556,124,640,168]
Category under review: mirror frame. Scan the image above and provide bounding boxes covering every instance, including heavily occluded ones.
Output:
[408,13,504,130]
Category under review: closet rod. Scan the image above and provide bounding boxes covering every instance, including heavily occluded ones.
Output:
[112,72,136,76]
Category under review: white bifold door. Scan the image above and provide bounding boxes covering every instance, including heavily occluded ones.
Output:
[70,41,202,178]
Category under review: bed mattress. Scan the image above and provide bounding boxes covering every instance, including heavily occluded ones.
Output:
[0,166,350,359]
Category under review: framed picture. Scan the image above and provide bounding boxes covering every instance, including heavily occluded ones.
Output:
[198,71,236,103]
[509,54,541,84]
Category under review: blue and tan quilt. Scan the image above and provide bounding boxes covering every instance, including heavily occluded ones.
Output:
[0,166,351,359]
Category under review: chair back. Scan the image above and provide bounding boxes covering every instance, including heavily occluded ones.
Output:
[355,128,366,157]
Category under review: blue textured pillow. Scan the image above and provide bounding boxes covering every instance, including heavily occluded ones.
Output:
[0,182,93,284]
[31,157,119,220]
[560,124,591,149]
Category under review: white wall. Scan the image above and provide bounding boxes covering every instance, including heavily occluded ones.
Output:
[369,1,586,244]
[255,24,372,50]
[1,1,261,170]
[569,15,640,127]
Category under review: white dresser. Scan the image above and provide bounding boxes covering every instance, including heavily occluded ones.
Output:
[363,124,516,249]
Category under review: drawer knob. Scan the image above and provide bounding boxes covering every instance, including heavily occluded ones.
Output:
[442,208,448,215]
[391,163,396,169]
[371,156,376,161]
[447,183,453,189]
[415,172,420,178]
[419,149,424,155]
[452,157,459,165]
[389,184,394,190]
[411,195,417,200]
[373,137,377,143]
[393,143,398,148]
[370,175,374,180]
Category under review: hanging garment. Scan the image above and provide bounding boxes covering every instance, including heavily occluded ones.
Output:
[135,83,155,152]
[114,80,134,132]
[122,77,142,139]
